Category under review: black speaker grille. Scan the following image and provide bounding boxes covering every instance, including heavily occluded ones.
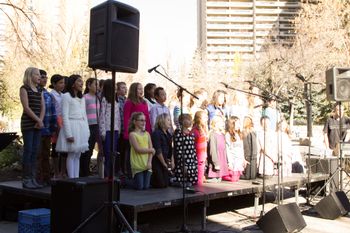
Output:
[88,1,139,73]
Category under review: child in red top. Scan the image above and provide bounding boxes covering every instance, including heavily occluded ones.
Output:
[191,110,208,184]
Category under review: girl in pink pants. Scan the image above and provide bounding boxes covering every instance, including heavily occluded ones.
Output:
[191,110,209,185]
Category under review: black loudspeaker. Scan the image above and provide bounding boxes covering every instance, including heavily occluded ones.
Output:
[305,157,339,191]
[89,0,139,72]
[315,191,350,220]
[51,177,120,233]
[257,203,306,233]
[326,67,350,101]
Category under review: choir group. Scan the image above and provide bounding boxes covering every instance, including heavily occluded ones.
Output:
[19,67,304,190]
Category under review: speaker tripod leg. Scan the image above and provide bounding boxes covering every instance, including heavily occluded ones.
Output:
[72,204,106,233]
[112,202,134,233]
[310,167,341,203]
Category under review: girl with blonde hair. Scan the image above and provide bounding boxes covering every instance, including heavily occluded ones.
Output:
[207,116,229,182]
[20,67,45,189]
[151,113,174,188]
[128,112,155,190]
[241,116,258,179]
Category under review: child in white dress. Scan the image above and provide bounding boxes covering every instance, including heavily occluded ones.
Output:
[225,116,247,182]
[56,75,90,178]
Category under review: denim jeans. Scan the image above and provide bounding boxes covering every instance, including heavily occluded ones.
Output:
[80,124,101,177]
[22,129,41,178]
[103,130,119,177]
[134,170,151,190]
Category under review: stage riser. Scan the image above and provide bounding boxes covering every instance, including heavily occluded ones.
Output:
[0,173,330,230]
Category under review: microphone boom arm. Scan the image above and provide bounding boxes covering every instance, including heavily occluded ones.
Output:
[154,67,198,99]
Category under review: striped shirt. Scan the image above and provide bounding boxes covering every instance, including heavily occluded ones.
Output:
[84,93,100,125]
[20,85,42,131]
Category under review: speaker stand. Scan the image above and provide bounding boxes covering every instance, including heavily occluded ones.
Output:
[72,70,134,233]
[310,102,350,203]
[72,200,134,233]
[310,162,350,202]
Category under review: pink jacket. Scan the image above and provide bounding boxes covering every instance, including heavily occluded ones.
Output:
[123,99,151,139]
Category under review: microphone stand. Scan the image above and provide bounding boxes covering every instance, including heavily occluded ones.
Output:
[251,86,285,207]
[220,82,273,216]
[296,75,324,205]
[152,66,198,233]
[303,81,313,205]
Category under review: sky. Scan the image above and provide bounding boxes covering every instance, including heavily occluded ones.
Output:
[92,0,198,73]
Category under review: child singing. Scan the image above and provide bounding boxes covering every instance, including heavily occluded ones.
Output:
[56,75,90,178]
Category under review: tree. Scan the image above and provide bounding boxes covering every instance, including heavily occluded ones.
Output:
[246,0,350,125]
[0,0,91,118]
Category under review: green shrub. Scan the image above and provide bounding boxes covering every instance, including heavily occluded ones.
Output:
[0,141,22,168]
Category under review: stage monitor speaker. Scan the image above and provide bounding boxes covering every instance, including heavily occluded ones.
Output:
[315,191,350,220]
[257,203,306,233]
[51,177,120,233]
[326,67,350,101]
[89,0,139,73]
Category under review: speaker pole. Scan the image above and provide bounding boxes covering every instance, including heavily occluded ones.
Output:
[72,70,134,233]
[107,70,116,233]
[339,102,344,191]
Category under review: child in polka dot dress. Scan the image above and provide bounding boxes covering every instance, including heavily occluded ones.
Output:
[173,114,198,186]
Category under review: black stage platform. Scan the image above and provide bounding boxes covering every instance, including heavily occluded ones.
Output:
[0,173,329,230]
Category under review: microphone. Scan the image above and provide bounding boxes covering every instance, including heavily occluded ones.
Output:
[148,64,160,73]
[220,82,229,88]
[296,73,306,82]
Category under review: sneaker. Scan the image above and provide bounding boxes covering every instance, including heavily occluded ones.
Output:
[205,178,221,183]
[22,179,38,189]
[31,178,44,189]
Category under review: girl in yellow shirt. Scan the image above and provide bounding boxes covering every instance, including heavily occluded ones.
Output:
[128,112,155,190]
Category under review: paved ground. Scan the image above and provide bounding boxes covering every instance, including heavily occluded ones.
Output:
[133,196,350,233]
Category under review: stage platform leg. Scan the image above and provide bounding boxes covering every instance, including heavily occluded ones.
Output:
[295,188,299,205]
[201,200,209,231]
[254,193,260,217]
